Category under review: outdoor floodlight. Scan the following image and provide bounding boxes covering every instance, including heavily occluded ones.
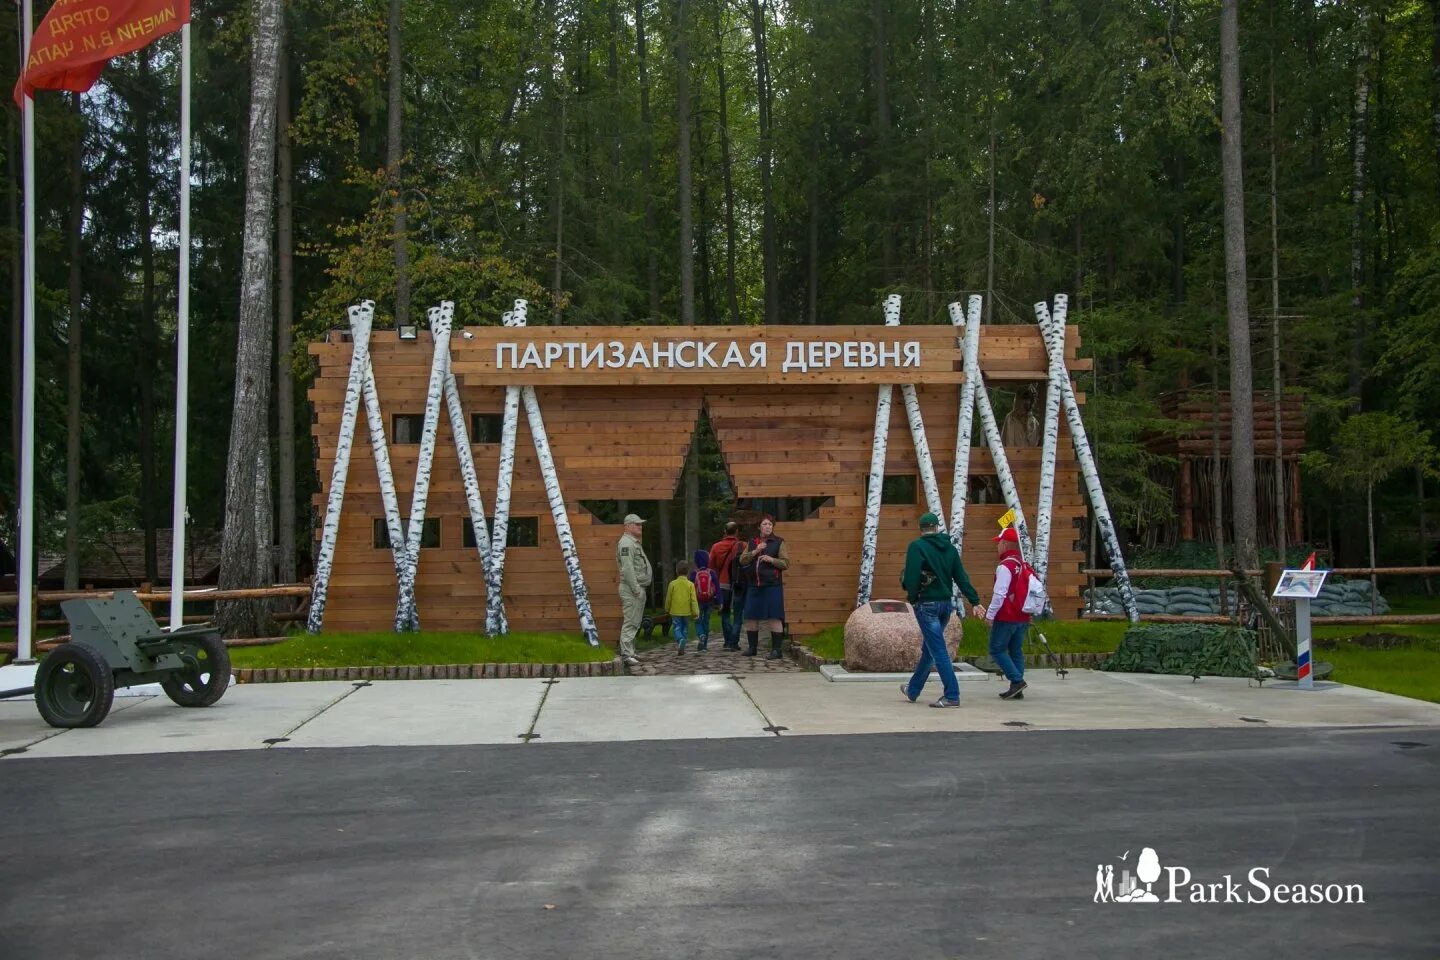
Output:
[398,324,418,341]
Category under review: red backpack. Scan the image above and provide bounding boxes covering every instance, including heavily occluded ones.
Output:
[695,567,718,604]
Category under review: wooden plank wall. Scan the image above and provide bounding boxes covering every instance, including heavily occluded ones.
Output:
[309,328,1090,640]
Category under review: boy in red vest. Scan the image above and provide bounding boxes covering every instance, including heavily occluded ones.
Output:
[985,527,1033,700]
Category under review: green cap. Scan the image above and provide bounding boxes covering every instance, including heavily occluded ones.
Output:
[918,512,940,528]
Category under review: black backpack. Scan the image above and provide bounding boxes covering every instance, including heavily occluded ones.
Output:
[730,544,750,596]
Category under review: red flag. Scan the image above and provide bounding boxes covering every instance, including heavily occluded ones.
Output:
[14,0,190,105]
[1302,551,1317,571]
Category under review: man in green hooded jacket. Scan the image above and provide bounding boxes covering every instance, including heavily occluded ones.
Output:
[899,512,983,707]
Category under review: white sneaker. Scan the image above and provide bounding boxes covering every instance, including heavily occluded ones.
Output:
[623,656,641,667]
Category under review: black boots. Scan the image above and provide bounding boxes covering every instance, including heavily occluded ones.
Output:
[767,631,784,660]
[744,630,759,656]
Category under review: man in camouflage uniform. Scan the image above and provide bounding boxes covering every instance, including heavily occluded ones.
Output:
[616,513,652,667]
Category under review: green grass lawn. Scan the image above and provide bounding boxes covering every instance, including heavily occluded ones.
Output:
[1318,641,1440,704]
[228,631,614,669]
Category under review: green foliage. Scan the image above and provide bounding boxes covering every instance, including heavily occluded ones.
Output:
[1304,412,1437,495]
[1100,624,1258,677]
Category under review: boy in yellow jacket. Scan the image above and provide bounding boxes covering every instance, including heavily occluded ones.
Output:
[666,560,701,656]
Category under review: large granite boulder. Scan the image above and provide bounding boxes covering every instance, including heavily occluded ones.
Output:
[844,599,965,672]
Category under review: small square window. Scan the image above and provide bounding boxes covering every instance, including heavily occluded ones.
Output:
[392,414,425,444]
[866,475,917,505]
[470,413,504,444]
[374,517,439,549]
[506,517,539,548]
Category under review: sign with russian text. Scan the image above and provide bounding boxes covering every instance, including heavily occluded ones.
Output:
[15,0,189,104]
[450,326,966,386]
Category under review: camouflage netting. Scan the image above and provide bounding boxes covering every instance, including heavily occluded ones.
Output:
[1085,580,1389,618]
[1099,624,1258,677]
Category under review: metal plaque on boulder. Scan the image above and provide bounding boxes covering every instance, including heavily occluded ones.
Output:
[869,600,910,614]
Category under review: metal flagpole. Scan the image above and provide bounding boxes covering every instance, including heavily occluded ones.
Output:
[169,22,192,628]
[15,0,37,662]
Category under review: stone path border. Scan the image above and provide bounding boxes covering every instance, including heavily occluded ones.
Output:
[235,658,622,683]
[788,643,1111,671]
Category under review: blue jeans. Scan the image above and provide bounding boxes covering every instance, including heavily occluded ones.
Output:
[672,616,690,647]
[697,603,713,647]
[906,601,959,703]
[989,620,1028,683]
[719,587,740,646]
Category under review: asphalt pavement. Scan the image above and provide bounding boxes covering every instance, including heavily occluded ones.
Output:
[2,725,1437,959]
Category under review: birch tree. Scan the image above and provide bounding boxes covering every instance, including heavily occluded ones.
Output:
[217,0,283,638]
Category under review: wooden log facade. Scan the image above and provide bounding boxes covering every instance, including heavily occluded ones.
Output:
[309,323,1095,639]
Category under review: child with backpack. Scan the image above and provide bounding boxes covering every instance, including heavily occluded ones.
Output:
[667,560,701,656]
[690,549,718,651]
[985,527,1046,700]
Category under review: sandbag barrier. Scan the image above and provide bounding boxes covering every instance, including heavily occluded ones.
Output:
[1085,580,1390,618]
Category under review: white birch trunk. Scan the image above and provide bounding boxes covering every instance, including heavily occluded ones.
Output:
[522,384,600,645]
[486,301,528,635]
[856,296,900,606]
[947,298,978,558]
[393,303,453,632]
[361,336,406,586]
[1039,295,1138,622]
[1032,297,1065,588]
[445,358,493,583]
[966,308,1033,562]
[306,303,372,633]
[893,292,944,529]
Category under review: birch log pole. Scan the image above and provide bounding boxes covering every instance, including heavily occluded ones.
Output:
[394,304,453,632]
[362,337,407,588]
[521,385,600,645]
[965,299,1033,562]
[856,297,899,606]
[948,298,979,593]
[306,303,372,633]
[1032,297,1065,588]
[893,294,945,529]
[1039,295,1139,622]
[486,301,528,635]
[445,350,493,586]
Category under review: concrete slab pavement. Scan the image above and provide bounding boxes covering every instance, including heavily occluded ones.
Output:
[532,674,772,742]
[10,683,355,758]
[280,678,546,749]
[5,668,1440,759]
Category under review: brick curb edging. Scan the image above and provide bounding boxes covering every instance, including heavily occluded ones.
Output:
[234,657,623,683]
[786,645,1112,672]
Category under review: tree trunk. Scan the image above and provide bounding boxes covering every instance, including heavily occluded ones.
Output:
[714,1,740,325]
[138,51,159,584]
[217,0,283,638]
[658,497,673,607]
[1367,481,1378,615]
[1419,466,1432,595]
[872,0,895,284]
[675,0,695,324]
[1212,322,1228,614]
[807,169,819,324]
[749,0,777,324]
[1268,33,1286,560]
[1431,0,1439,202]
[637,0,660,320]
[276,28,297,585]
[1349,6,1373,402]
[685,438,699,558]
[985,122,996,325]
[695,56,716,324]
[387,0,410,329]
[608,0,624,324]
[551,85,566,324]
[1219,0,1259,573]
[64,93,84,591]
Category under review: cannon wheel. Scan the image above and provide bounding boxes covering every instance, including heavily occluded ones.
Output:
[161,632,232,708]
[35,642,115,728]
